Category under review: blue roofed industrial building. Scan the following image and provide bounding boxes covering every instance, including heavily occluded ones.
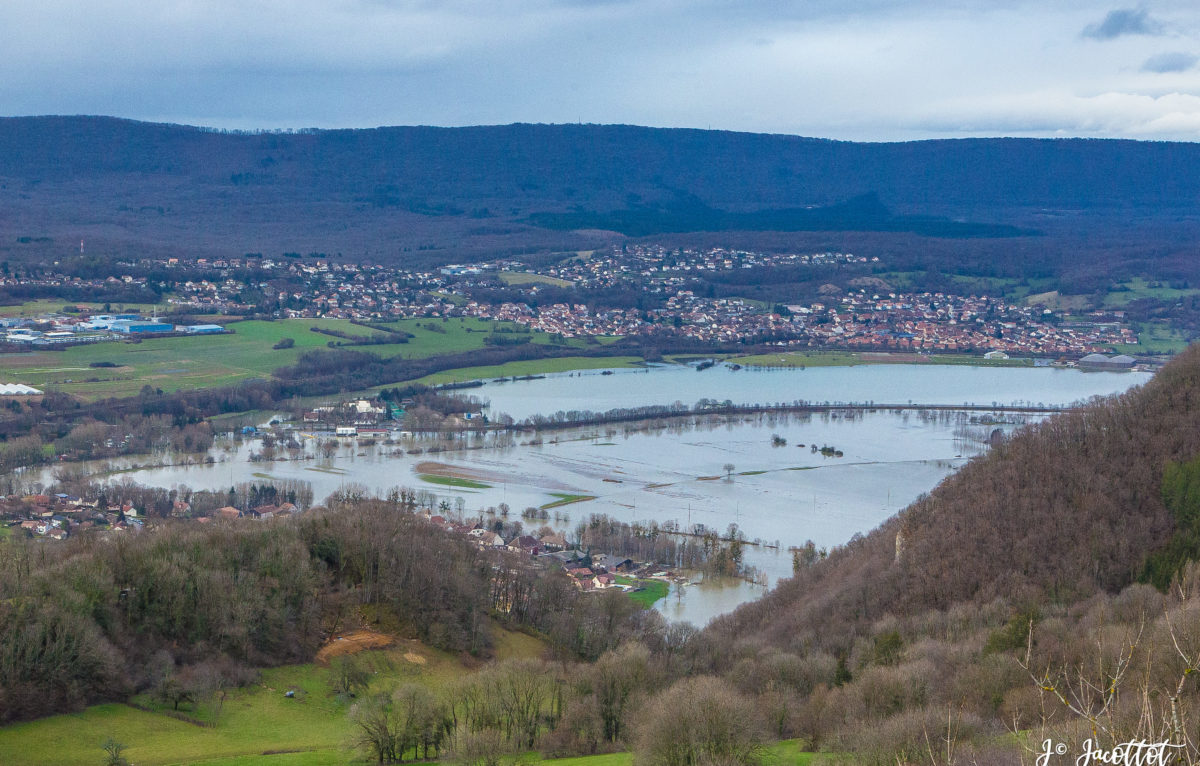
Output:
[110,320,174,334]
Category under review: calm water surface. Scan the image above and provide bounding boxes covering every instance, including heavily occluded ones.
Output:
[477,362,1148,420]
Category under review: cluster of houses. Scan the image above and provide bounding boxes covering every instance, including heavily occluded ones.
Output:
[171,258,459,319]
[424,512,668,592]
[297,397,486,437]
[460,301,648,338]
[2,497,300,541]
[2,493,143,540]
[452,288,1138,355]
[532,245,873,289]
[0,490,314,541]
[302,398,391,428]
[785,293,1139,356]
[0,251,1153,358]
[202,502,301,523]
[455,295,798,342]
[4,487,673,601]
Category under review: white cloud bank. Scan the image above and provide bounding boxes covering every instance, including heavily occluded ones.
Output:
[1,0,1200,140]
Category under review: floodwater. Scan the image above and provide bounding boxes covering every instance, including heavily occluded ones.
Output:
[58,363,1153,626]
[475,362,1150,421]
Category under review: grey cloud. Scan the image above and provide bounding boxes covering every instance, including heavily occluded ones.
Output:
[1142,51,1198,72]
[1082,8,1162,40]
[7,0,1200,140]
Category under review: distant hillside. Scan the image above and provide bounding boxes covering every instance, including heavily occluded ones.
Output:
[707,347,1200,653]
[1,117,1200,266]
[4,117,1200,212]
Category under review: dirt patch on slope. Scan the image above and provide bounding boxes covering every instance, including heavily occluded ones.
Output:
[315,630,395,663]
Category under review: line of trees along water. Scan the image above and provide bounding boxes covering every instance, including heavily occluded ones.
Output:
[507,398,1062,434]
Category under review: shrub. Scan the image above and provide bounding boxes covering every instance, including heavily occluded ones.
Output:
[633,676,764,766]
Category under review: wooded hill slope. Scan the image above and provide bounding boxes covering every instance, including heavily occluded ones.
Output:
[5,117,1200,213]
[0,498,651,724]
[651,346,1200,764]
[3,117,1200,266]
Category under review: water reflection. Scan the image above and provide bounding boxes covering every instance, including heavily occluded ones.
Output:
[655,576,767,627]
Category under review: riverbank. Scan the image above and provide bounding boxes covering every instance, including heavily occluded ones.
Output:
[412,355,646,385]
[725,350,1038,368]
[409,349,1140,392]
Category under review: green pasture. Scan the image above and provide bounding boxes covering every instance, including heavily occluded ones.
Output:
[1118,323,1191,354]
[1103,277,1200,307]
[727,351,862,368]
[0,299,170,318]
[0,317,599,399]
[413,355,642,386]
[419,474,492,489]
[615,576,670,608]
[540,493,597,510]
[498,272,575,288]
[0,629,545,766]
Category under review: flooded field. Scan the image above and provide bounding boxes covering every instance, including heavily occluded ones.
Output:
[475,361,1151,421]
[42,363,1153,624]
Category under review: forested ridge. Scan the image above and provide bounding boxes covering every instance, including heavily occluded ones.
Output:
[5,118,1200,214]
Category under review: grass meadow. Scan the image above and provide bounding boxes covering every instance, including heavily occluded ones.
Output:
[0,317,612,399]
[0,629,542,766]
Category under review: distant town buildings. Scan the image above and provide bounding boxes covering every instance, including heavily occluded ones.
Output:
[0,246,1151,358]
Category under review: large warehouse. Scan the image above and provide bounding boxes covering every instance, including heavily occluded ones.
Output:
[110,320,174,334]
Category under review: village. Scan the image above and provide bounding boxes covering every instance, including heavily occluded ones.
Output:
[0,486,680,599]
[0,246,1144,356]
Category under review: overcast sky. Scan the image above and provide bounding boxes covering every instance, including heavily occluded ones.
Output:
[3,0,1200,140]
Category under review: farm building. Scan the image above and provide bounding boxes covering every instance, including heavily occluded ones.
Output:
[82,314,142,330]
[5,329,42,342]
[1078,353,1136,370]
[184,324,225,334]
[0,384,42,396]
